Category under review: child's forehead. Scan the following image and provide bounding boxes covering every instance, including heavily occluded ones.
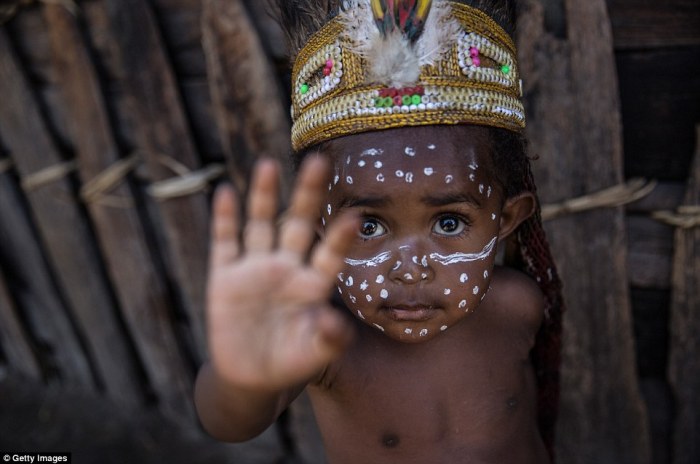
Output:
[326,125,492,168]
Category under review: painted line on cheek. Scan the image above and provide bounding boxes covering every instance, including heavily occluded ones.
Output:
[440,325,448,331]
[430,237,497,265]
[357,310,365,320]
[344,251,392,267]
[392,261,402,271]
[373,323,385,332]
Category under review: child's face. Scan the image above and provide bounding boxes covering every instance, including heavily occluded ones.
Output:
[323,125,510,343]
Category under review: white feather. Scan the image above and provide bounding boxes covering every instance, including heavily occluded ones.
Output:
[338,0,461,86]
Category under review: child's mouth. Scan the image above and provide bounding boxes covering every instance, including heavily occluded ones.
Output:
[382,304,439,322]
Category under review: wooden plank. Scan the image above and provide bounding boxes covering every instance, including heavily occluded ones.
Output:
[616,48,700,181]
[517,1,651,462]
[101,0,210,363]
[607,0,700,49]
[201,0,292,197]
[40,4,195,422]
[0,232,41,380]
[1,16,145,407]
[668,126,700,464]
[627,216,674,289]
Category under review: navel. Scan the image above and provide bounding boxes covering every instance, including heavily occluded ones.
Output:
[381,433,401,448]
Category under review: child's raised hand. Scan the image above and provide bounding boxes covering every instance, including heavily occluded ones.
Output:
[206,157,357,392]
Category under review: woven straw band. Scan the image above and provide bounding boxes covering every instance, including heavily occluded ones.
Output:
[291,1,524,152]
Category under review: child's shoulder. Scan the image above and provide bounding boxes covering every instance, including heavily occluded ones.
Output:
[485,266,544,338]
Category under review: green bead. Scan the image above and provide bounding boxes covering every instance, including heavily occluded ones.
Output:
[375,97,384,107]
[300,83,309,94]
[402,95,412,106]
[501,65,511,75]
[411,94,422,105]
[383,97,393,107]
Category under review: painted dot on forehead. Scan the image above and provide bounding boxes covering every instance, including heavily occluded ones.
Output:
[362,148,383,156]
[460,273,469,283]
[405,146,416,156]
[424,167,434,176]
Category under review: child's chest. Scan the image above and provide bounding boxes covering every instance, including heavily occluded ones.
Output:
[307,326,546,463]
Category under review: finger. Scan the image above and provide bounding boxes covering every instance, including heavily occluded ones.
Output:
[209,183,241,267]
[310,212,359,283]
[279,156,329,258]
[310,306,354,363]
[244,159,279,253]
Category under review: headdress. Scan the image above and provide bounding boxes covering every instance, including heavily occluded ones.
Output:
[290,0,525,152]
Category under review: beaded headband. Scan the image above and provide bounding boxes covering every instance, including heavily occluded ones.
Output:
[290,0,525,152]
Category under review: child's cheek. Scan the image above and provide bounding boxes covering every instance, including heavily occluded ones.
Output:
[336,266,389,321]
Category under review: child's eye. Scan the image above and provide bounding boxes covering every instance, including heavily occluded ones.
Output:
[433,215,467,236]
[359,219,386,238]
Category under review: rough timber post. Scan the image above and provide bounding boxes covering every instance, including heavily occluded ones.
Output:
[516,0,651,462]
[668,126,700,464]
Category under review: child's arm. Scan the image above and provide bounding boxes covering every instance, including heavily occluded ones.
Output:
[194,158,357,442]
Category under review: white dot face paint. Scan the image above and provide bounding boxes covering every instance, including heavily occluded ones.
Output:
[424,167,434,176]
[405,146,416,156]
[376,275,385,284]
[380,289,389,299]
[366,294,373,302]
[469,162,479,171]
[445,175,453,184]
[377,173,385,182]
[427,144,436,150]
[473,286,480,295]
[334,175,340,184]
[460,273,469,283]
[483,270,489,279]
[345,276,354,287]
[346,176,354,184]
[357,310,365,320]
[395,170,404,178]
[361,148,384,157]
[392,261,402,271]
[492,213,497,221]
[459,300,467,309]
[444,288,451,295]
[405,328,413,335]
[479,184,485,194]
[327,204,332,215]
[419,329,428,337]
[469,173,476,182]
[358,160,366,167]
[405,172,414,183]
[440,325,448,331]
[360,280,369,291]
[374,161,383,168]
[403,273,413,281]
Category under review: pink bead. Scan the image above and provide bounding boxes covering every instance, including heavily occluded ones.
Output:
[326,59,334,68]
[469,47,479,58]
[472,56,481,67]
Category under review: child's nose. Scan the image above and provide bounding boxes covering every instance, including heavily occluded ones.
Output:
[388,245,434,284]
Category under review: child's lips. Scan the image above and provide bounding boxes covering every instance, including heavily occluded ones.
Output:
[382,304,440,322]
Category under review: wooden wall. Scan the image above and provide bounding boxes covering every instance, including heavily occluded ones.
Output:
[0,0,697,463]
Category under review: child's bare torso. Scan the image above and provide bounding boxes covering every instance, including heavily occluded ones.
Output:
[308,268,549,464]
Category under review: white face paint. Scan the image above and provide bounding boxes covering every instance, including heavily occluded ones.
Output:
[427,144,436,150]
[377,173,385,182]
[405,146,416,156]
[445,175,453,184]
[405,172,414,183]
[473,286,480,295]
[405,328,413,335]
[373,323,385,332]
[344,251,392,267]
[374,161,383,168]
[444,288,451,295]
[345,276,354,287]
[346,176,354,184]
[460,273,469,283]
[424,167,434,176]
[380,289,389,299]
[440,325,448,331]
[357,310,365,319]
[395,170,404,178]
[376,275,385,284]
[419,329,428,337]
[358,160,366,167]
[361,148,384,156]
[430,237,497,265]
[360,280,369,290]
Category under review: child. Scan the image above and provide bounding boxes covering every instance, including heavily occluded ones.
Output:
[195,1,564,462]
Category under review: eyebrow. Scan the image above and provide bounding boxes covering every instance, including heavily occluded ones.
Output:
[420,192,482,208]
[338,195,390,209]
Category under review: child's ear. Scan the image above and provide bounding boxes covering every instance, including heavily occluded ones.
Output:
[498,192,536,241]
